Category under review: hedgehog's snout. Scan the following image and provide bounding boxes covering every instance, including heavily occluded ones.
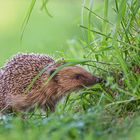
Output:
[95,77,106,83]
[95,77,102,83]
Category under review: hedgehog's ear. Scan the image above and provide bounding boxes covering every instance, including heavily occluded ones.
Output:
[49,68,58,82]
[49,69,56,76]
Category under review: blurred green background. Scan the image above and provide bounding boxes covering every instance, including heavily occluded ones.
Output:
[0,0,83,66]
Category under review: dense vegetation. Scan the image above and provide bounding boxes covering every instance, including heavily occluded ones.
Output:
[0,0,140,139]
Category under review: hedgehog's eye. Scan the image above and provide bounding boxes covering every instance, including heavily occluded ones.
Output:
[75,74,82,80]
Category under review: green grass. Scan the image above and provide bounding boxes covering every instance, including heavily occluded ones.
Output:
[0,0,140,140]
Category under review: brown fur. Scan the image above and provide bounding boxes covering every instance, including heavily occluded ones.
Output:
[0,54,102,113]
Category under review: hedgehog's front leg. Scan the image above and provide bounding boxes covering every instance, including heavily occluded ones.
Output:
[7,88,55,114]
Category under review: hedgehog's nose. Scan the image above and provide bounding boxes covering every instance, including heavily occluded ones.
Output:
[96,78,106,83]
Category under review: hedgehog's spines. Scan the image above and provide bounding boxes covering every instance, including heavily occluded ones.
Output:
[2,53,55,70]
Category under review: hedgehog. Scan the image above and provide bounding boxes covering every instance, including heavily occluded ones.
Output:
[0,53,102,114]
